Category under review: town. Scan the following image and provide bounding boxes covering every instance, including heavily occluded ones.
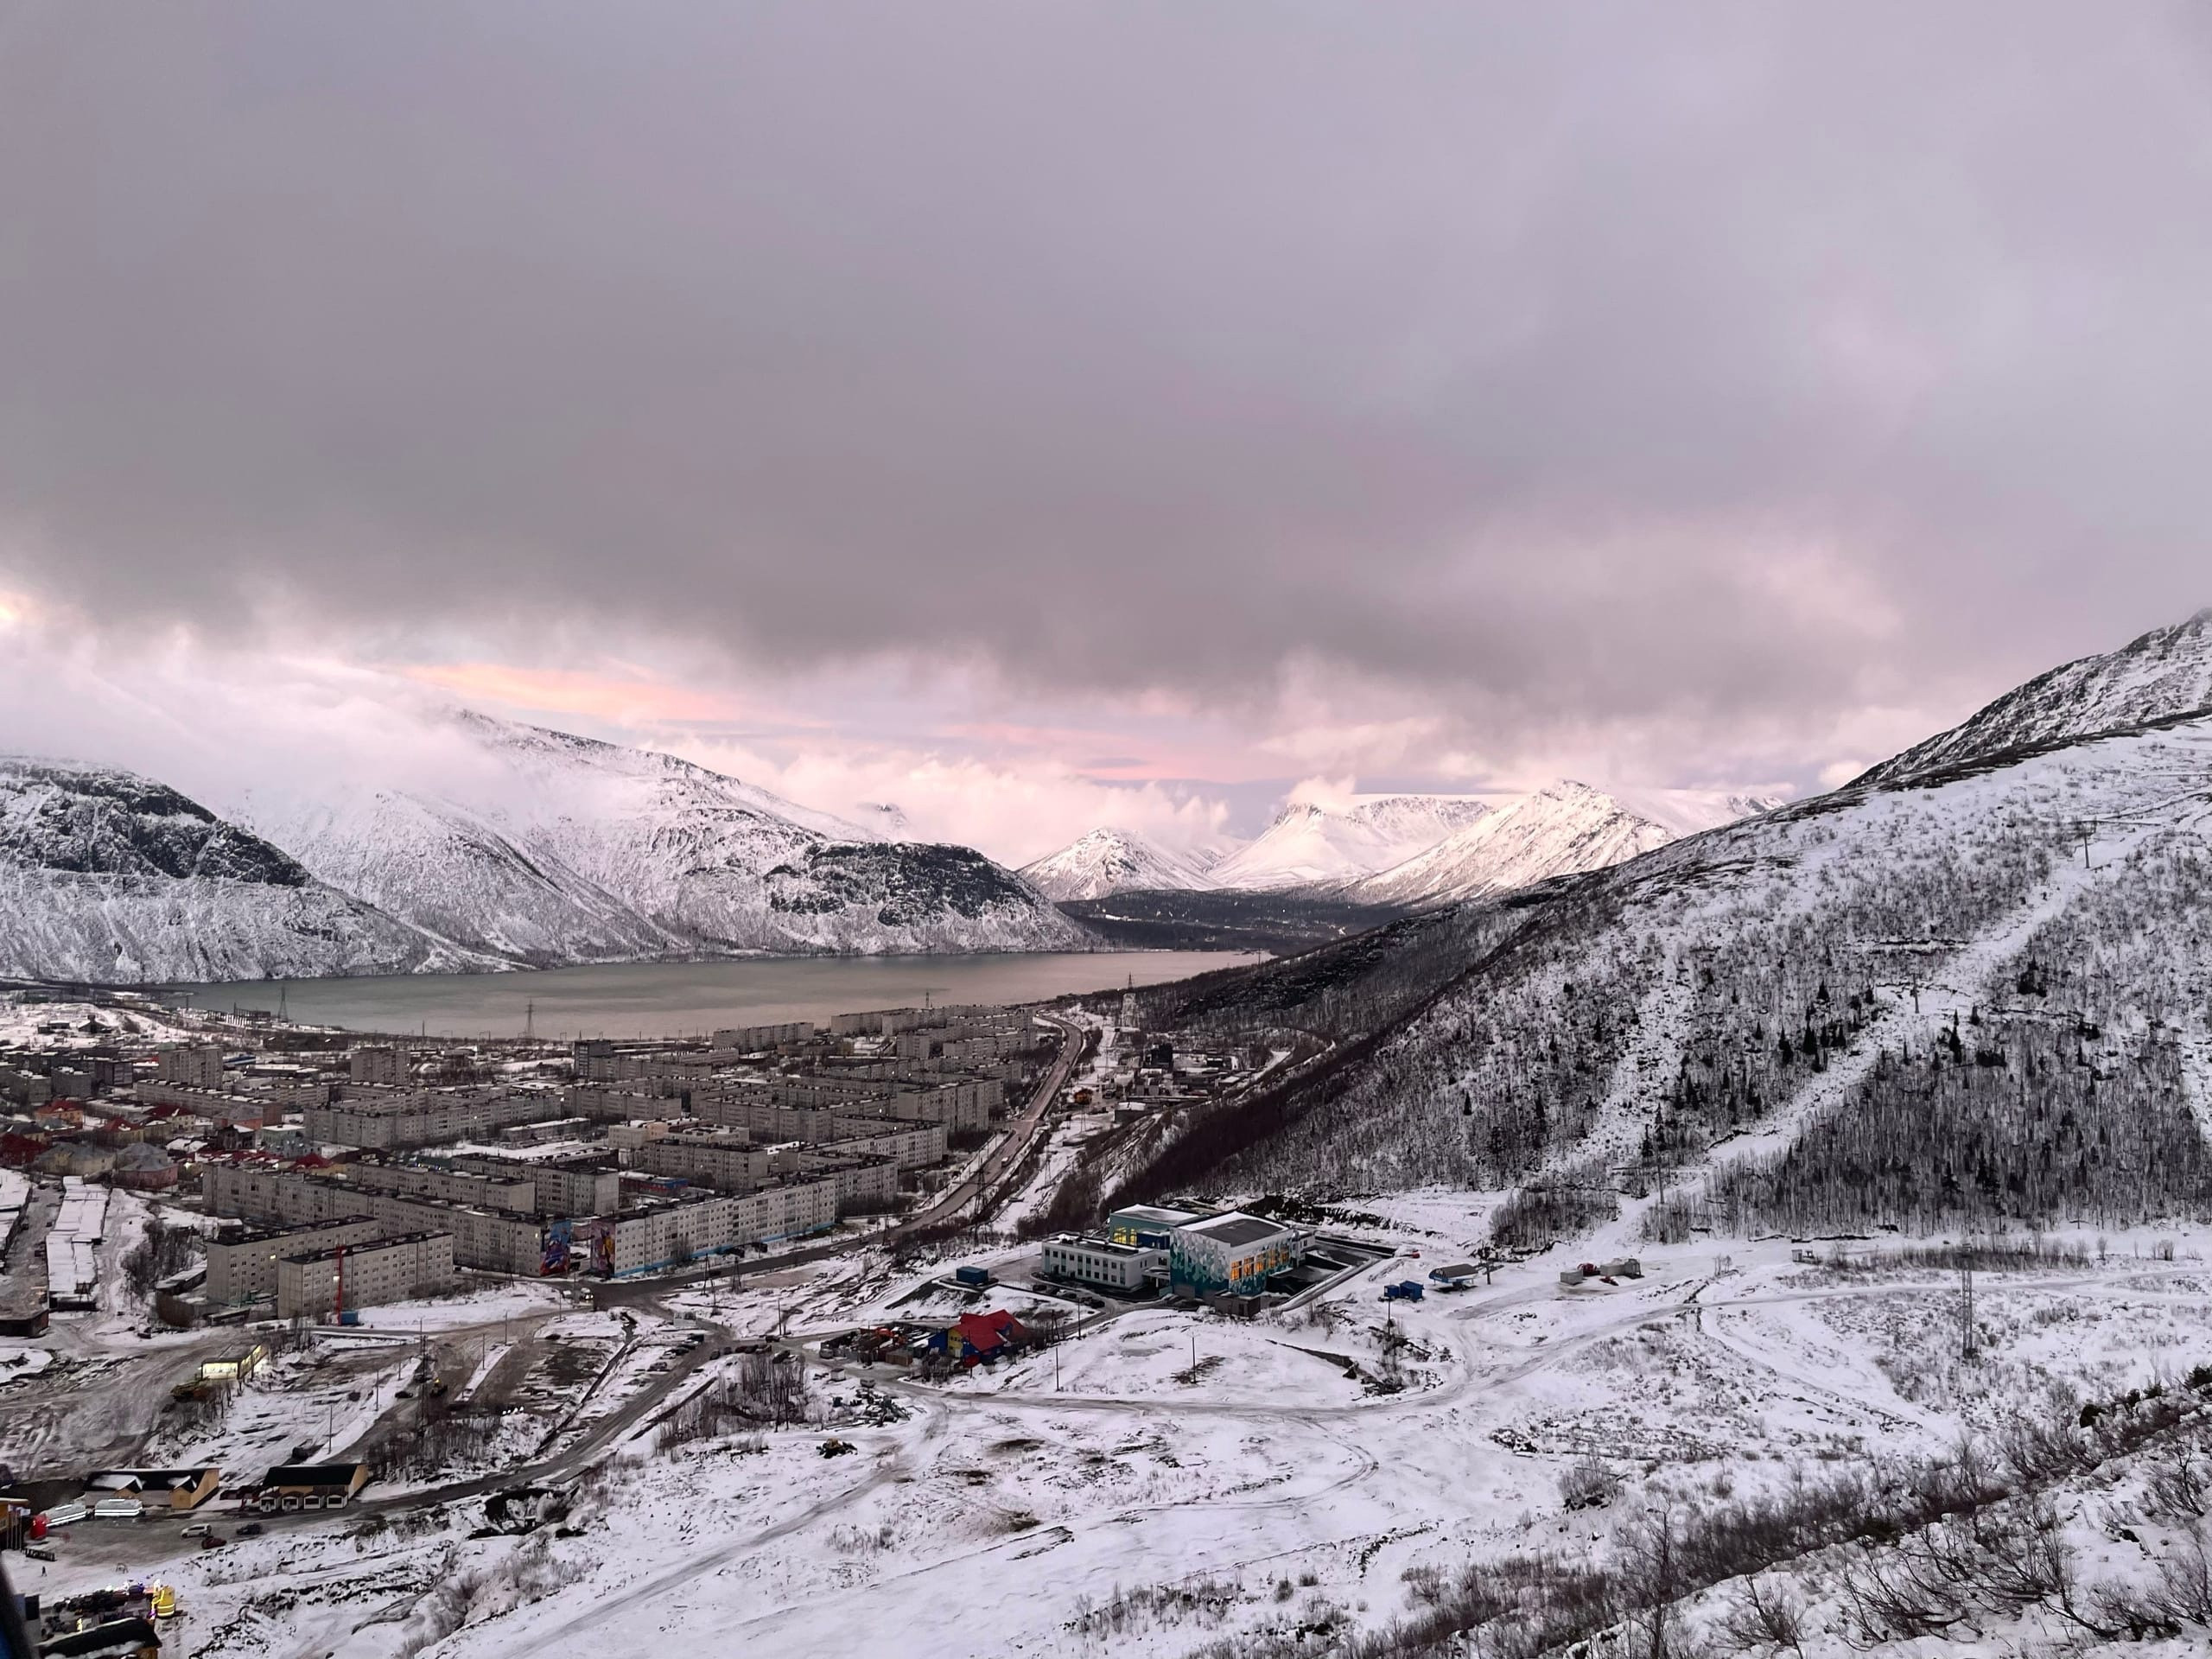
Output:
[0,981,1370,1656]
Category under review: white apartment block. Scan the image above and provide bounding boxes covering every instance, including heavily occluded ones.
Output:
[207,1217,382,1305]
[276,1230,456,1319]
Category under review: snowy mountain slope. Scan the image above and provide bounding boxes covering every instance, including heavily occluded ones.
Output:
[1863,607,2212,785]
[445,710,887,842]
[1342,781,1777,909]
[238,709,1089,961]
[1018,828,1212,900]
[240,785,673,968]
[1120,611,2212,1240]
[1206,794,1492,891]
[0,758,467,984]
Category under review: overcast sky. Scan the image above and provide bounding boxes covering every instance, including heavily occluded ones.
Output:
[3,3,2209,858]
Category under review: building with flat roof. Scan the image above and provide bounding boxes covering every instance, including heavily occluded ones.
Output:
[207,1217,382,1305]
[1167,1211,1303,1296]
[276,1230,455,1320]
[1106,1204,1205,1249]
[1039,1233,1165,1293]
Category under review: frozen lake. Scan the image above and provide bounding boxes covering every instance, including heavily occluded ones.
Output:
[161,950,1264,1039]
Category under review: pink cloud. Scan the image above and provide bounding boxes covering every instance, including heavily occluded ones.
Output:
[403,662,739,725]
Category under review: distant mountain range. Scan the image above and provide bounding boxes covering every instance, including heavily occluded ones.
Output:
[0,709,1088,984]
[1337,781,1778,908]
[1207,794,1496,892]
[1022,783,1776,910]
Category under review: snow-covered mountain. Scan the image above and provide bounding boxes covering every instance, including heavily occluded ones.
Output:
[1861,607,2212,785]
[241,710,1090,962]
[0,758,467,985]
[1018,828,1213,901]
[1123,608,2212,1242]
[1205,794,1492,892]
[1341,780,1777,909]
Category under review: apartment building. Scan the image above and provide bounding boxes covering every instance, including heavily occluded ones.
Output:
[203,1165,549,1274]
[206,1217,382,1305]
[709,1020,815,1052]
[592,1193,738,1275]
[772,1148,897,1208]
[134,1082,270,1128]
[632,1128,773,1193]
[450,1153,621,1217]
[276,1231,456,1320]
[347,1046,409,1085]
[303,1087,556,1149]
[155,1044,226,1090]
[733,1176,839,1248]
[335,1161,537,1216]
[564,1084,687,1124]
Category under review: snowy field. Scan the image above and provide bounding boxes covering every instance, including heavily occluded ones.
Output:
[16,1208,2212,1659]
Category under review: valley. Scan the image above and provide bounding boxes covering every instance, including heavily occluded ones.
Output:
[4,612,2212,1659]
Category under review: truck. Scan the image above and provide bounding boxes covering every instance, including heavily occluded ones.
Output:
[953,1266,992,1289]
[1382,1280,1425,1302]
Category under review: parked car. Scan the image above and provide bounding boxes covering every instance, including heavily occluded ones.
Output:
[197,1533,227,1550]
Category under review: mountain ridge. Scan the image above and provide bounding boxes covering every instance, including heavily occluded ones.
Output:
[1339,780,1777,909]
[0,756,476,984]
[1113,608,2212,1247]
[239,709,1090,963]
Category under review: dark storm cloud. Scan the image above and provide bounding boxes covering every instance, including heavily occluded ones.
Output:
[3,2,2209,741]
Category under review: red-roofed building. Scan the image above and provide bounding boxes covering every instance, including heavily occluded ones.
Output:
[942,1309,1029,1367]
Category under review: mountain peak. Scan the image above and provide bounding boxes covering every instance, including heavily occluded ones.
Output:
[1019,827,1210,901]
[1863,607,2212,787]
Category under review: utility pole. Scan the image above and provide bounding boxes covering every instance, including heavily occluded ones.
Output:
[1960,1255,1978,1361]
